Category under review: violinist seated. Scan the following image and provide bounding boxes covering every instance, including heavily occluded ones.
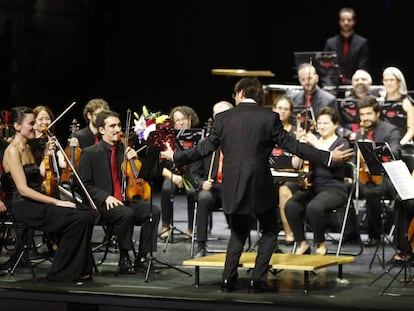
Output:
[354,96,401,247]
[29,105,67,169]
[159,105,201,240]
[285,107,350,255]
[392,168,414,263]
[1,106,95,283]
[77,109,161,275]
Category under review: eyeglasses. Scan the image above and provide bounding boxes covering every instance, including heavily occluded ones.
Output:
[174,117,189,124]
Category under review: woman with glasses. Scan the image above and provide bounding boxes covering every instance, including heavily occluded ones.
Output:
[159,105,200,240]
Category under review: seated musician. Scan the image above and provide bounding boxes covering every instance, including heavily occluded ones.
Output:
[1,105,69,271]
[392,168,414,262]
[337,69,377,143]
[285,107,349,255]
[355,96,401,247]
[77,109,161,274]
[159,105,200,239]
[271,95,300,245]
[1,106,95,282]
[190,101,233,258]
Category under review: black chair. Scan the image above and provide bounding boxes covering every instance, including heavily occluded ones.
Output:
[0,204,38,281]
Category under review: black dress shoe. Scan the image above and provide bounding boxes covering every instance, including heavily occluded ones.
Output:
[221,278,237,292]
[248,279,269,293]
[194,248,206,258]
[364,238,379,247]
[118,257,136,274]
[134,256,149,273]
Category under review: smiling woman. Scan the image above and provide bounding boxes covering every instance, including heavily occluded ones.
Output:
[1,106,95,283]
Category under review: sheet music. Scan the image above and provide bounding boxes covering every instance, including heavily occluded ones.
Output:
[382,160,414,200]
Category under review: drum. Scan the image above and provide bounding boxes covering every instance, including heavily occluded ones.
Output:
[263,84,301,107]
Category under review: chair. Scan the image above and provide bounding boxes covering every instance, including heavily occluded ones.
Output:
[326,161,363,256]
[1,204,38,281]
[92,223,117,268]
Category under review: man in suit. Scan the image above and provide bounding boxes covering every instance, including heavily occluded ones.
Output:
[323,7,369,86]
[78,110,161,274]
[73,98,109,148]
[161,77,353,293]
[355,96,401,247]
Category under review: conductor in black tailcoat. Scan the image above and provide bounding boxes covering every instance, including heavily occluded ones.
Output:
[160,77,353,293]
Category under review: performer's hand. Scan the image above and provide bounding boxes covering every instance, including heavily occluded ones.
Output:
[331,144,354,162]
[160,142,174,161]
[125,146,138,160]
[0,200,6,213]
[56,200,76,209]
[105,196,123,210]
[201,179,213,191]
[172,174,184,188]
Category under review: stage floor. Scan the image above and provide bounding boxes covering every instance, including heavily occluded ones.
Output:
[0,192,413,311]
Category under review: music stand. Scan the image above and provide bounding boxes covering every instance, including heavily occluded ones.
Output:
[357,141,397,271]
[161,129,204,252]
[138,146,192,281]
[369,160,414,295]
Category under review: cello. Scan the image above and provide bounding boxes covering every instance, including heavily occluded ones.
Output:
[121,109,151,201]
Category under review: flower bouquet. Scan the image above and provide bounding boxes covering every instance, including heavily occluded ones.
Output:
[133,106,196,190]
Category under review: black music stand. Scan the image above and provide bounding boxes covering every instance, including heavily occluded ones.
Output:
[369,159,414,295]
[357,142,397,271]
[138,146,191,281]
[161,129,203,252]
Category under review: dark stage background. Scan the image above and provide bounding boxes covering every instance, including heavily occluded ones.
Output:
[0,0,411,142]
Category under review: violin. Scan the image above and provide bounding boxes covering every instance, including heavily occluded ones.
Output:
[43,141,59,198]
[121,109,151,201]
[60,119,81,185]
[358,121,383,185]
[296,113,315,190]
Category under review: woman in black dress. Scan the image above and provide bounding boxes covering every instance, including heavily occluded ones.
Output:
[2,106,95,282]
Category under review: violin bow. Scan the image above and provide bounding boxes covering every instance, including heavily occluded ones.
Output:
[36,101,77,139]
[43,101,98,211]
[48,130,97,211]
[121,109,133,201]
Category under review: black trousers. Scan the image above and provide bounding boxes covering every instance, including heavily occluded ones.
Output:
[100,199,160,255]
[222,207,278,283]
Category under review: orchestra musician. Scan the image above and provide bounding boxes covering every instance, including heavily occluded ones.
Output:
[29,105,66,169]
[1,106,95,282]
[291,62,338,126]
[159,105,200,240]
[160,77,354,293]
[189,100,233,258]
[379,66,414,147]
[270,95,300,245]
[73,98,110,148]
[1,105,69,270]
[323,7,369,86]
[285,107,350,255]
[77,109,160,274]
[355,96,401,247]
[392,168,414,262]
[337,69,377,143]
